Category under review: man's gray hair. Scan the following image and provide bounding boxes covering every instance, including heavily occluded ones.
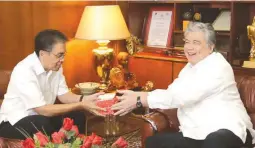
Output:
[184,22,216,49]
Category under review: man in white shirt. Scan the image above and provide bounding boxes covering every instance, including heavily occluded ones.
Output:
[0,29,104,139]
[112,22,255,148]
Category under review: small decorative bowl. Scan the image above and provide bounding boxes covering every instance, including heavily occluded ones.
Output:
[75,82,100,95]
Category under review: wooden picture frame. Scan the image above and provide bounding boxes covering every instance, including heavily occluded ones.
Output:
[144,6,174,49]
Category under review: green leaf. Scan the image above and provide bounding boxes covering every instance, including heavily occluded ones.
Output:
[71,137,82,148]
[34,138,40,148]
[91,145,104,148]
[66,131,76,140]
[45,142,55,148]
[58,143,72,148]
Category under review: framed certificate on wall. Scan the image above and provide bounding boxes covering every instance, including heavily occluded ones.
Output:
[144,6,174,48]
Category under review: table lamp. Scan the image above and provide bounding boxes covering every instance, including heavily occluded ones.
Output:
[75,5,130,89]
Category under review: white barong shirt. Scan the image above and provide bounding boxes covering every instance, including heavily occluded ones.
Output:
[0,52,69,125]
[147,52,255,143]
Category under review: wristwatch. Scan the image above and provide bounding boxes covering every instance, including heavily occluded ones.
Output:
[79,95,84,102]
[136,96,143,108]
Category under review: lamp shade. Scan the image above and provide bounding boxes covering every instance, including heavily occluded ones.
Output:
[75,5,130,40]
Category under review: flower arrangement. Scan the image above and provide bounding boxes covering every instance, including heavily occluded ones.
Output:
[21,117,128,148]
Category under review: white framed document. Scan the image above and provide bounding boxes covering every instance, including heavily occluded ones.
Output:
[212,10,231,31]
[144,6,174,48]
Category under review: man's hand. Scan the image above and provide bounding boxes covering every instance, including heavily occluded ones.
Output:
[82,92,106,117]
[83,92,105,102]
[111,90,138,116]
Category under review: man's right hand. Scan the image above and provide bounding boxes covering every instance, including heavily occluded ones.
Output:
[81,95,106,117]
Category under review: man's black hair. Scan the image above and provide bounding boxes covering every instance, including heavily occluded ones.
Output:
[34,29,68,57]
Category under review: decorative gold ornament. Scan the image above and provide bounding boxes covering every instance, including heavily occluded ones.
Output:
[109,67,127,90]
[248,17,255,60]
[142,81,154,92]
[243,16,255,68]
[126,34,143,55]
[116,52,129,72]
[193,12,202,21]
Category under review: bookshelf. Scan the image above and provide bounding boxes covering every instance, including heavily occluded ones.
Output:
[123,1,255,88]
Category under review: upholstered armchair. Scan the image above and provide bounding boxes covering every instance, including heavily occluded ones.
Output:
[0,70,11,106]
[141,73,255,148]
[0,70,22,148]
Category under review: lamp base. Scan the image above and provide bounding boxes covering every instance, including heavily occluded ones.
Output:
[242,60,255,68]
[93,44,114,89]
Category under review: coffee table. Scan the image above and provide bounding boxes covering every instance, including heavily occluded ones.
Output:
[71,87,146,147]
[87,114,142,137]
[86,114,143,148]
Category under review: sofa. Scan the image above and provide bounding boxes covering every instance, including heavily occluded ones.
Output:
[0,70,22,148]
[1,69,255,148]
[141,72,255,148]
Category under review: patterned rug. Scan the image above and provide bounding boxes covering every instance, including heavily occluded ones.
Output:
[123,130,141,148]
[103,130,141,148]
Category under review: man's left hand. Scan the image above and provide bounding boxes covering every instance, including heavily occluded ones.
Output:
[111,90,138,116]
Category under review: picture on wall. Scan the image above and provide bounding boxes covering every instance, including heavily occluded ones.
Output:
[144,6,174,48]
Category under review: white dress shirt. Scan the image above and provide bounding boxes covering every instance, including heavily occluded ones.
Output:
[0,52,69,125]
[147,52,255,143]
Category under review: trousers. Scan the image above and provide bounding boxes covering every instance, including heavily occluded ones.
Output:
[0,111,85,140]
[145,129,253,148]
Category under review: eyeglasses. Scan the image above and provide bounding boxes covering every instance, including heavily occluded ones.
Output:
[49,52,66,60]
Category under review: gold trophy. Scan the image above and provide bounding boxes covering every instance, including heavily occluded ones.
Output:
[243,16,255,68]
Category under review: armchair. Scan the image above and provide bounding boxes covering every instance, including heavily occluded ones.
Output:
[0,70,11,106]
[141,73,255,148]
[0,70,22,148]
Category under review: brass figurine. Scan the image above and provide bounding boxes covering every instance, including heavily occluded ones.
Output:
[108,67,127,90]
[247,16,255,61]
[107,52,139,91]
[107,51,154,91]
[117,52,139,89]
[116,52,129,74]
[243,16,255,68]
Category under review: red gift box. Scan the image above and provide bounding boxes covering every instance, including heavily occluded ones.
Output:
[96,93,118,115]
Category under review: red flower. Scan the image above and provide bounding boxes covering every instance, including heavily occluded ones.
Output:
[112,137,128,148]
[71,125,79,136]
[82,136,93,148]
[77,134,86,139]
[92,135,103,145]
[22,138,35,148]
[89,132,96,140]
[58,130,65,139]
[62,117,74,131]
[51,132,63,144]
[34,132,49,146]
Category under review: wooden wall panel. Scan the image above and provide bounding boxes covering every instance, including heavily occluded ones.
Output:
[0,2,33,70]
[63,39,100,88]
[129,57,173,89]
[31,2,89,39]
[0,1,119,88]
[31,1,97,87]
[250,4,255,23]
